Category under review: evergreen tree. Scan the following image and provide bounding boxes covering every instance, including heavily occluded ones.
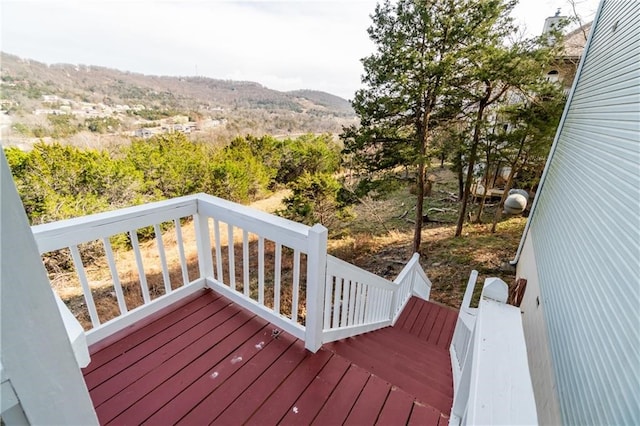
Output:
[452,26,566,235]
[489,81,566,232]
[343,0,517,253]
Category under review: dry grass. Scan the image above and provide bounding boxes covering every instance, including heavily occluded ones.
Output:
[329,167,526,309]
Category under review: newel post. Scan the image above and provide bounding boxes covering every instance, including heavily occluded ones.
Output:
[194,207,214,281]
[481,277,508,303]
[305,224,328,352]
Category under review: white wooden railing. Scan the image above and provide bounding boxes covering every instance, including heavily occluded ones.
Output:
[323,255,396,342]
[391,253,432,322]
[450,270,479,390]
[32,193,431,355]
[32,195,202,346]
[449,275,537,425]
[322,253,432,343]
[193,194,327,352]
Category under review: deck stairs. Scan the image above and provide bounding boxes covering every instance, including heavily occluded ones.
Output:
[327,297,456,418]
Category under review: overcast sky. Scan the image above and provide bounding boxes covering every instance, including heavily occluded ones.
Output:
[1,0,600,100]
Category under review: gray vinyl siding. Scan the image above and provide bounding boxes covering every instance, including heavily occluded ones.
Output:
[528,0,640,424]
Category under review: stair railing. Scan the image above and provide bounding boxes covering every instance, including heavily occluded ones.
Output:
[322,253,432,344]
[449,275,537,425]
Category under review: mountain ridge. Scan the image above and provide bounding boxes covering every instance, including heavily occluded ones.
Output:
[0,52,356,142]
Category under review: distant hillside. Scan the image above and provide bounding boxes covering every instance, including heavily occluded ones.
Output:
[288,90,354,113]
[0,52,356,146]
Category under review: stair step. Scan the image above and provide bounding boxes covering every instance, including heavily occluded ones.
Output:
[347,331,452,382]
[322,297,458,416]
[326,340,453,414]
[395,299,458,349]
[371,327,451,362]
[327,337,452,393]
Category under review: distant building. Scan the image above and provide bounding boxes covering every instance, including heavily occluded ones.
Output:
[543,12,593,91]
[134,128,154,138]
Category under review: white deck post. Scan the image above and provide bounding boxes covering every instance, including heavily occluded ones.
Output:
[194,211,214,280]
[304,224,328,352]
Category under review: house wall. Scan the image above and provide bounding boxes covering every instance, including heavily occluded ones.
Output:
[0,151,98,424]
[517,1,640,424]
[545,60,580,91]
[516,230,562,425]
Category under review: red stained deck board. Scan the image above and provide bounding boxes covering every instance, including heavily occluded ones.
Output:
[83,292,456,425]
[396,298,457,345]
[424,307,451,344]
[346,330,452,379]
[108,316,270,425]
[344,374,391,425]
[415,300,442,342]
[89,302,245,407]
[439,412,451,425]
[436,309,459,349]
[84,293,232,389]
[244,349,333,425]
[409,401,443,425]
[311,364,371,425]
[409,299,435,335]
[326,336,452,392]
[325,338,452,413]
[139,324,278,425]
[369,327,451,363]
[84,289,217,373]
[278,353,351,425]
[376,386,415,426]
[97,309,259,424]
[396,297,420,329]
[177,332,301,424]
[214,339,310,425]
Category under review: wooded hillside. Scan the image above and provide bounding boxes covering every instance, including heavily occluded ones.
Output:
[0,52,356,144]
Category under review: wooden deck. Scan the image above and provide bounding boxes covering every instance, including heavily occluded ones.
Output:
[83,288,456,425]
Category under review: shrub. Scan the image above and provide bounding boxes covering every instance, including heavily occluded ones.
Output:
[276,134,341,184]
[124,132,211,199]
[208,136,274,202]
[278,172,353,228]
[7,142,143,224]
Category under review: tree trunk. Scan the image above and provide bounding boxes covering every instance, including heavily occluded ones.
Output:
[413,159,425,253]
[456,150,464,200]
[413,100,435,254]
[490,163,518,233]
[455,98,487,237]
[473,150,492,223]
[492,160,502,187]
[473,170,489,223]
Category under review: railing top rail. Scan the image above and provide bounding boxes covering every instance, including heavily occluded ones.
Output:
[196,194,310,235]
[450,277,537,426]
[32,195,200,253]
[466,296,537,425]
[31,193,317,254]
[461,270,479,311]
[393,253,420,285]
